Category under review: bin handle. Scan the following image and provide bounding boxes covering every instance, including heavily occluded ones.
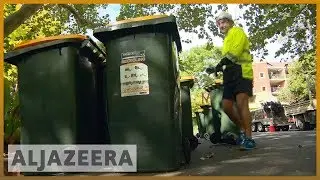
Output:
[80,39,106,65]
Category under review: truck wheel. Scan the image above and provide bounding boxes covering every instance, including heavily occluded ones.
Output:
[296,120,305,131]
[282,125,289,131]
[304,122,311,130]
[251,123,257,132]
[257,123,264,132]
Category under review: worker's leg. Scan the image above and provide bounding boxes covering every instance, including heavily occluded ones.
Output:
[222,99,243,130]
[235,93,252,138]
[234,78,256,149]
[221,64,247,144]
[222,98,246,145]
[222,84,244,131]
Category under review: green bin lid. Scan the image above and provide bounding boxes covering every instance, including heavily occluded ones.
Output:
[93,15,182,52]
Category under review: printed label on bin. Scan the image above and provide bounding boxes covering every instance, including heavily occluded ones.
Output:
[121,50,146,64]
[202,92,210,105]
[120,63,149,97]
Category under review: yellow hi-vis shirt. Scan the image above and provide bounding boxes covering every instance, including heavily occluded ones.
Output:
[221,26,253,80]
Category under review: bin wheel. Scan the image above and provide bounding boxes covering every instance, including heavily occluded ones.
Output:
[182,137,191,164]
[209,133,221,144]
[196,133,200,138]
[189,136,199,151]
[204,133,210,140]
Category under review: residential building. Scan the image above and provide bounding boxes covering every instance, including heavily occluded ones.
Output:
[249,61,290,110]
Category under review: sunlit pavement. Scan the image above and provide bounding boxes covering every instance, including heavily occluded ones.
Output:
[76,130,316,176]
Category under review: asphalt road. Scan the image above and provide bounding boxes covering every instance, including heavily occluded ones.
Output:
[75,130,316,176]
[180,130,317,176]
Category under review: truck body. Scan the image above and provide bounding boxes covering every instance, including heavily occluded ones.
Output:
[283,99,316,130]
[250,101,290,132]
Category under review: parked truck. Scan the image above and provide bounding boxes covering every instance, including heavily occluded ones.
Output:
[251,101,290,132]
[283,99,316,131]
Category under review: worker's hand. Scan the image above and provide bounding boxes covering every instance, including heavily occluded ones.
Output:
[216,57,234,72]
[215,63,223,73]
[205,66,216,74]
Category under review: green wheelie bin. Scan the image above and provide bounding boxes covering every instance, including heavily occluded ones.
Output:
[200,104,215,141]
[180,76,199,151]
[93,15,188,172]
[4,35,110,146]
[205,80,241,144]
[195,110,206,138]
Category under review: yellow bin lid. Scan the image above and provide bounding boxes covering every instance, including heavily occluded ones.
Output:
[108,15,169,26]
[93,14,182,52]
[14,34,88,50]
[180,75,195,88]
[213,79,223,85]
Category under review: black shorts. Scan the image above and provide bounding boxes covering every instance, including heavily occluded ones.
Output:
[222,64,253,101]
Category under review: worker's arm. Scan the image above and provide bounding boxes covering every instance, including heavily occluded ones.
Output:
[222,27,247,63]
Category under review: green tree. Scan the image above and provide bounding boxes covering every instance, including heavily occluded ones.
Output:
[277,52,316,104]
[117,4,316,59]
[179,44,222,88]
[237,4,316,60]
[116,4,214,43]
[4,4,110,38]
[179,44,223,117]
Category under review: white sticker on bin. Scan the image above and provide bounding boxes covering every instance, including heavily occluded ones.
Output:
[120,62,149,97]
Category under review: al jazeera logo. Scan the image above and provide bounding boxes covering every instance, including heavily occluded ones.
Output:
[7,145,137,172]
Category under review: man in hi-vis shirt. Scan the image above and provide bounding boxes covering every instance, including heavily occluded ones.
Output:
[206,11,256,150]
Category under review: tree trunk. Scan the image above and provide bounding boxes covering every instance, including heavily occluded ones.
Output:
[4,4,43,38]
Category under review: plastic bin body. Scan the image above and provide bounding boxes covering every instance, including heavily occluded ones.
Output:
[4,35,109,145]
[180,76,198,150]
[201,105,215,137]
[208,84,240,135]
[180,77,194,139]
[195,111,206,137]
[93,15,184,172]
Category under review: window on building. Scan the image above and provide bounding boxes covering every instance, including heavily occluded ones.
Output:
[260,72,264,78]
[262,87,266,91]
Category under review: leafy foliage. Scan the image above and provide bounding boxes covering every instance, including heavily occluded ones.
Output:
[277,52,316,103]
[117,4,316,59]
[178,44,223,117]
[179,44,223,88]
[261,101,285,117]
[117,4,214,43]
[4,4,110,50]
[238,4,316,60]
[4,74,20,146]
